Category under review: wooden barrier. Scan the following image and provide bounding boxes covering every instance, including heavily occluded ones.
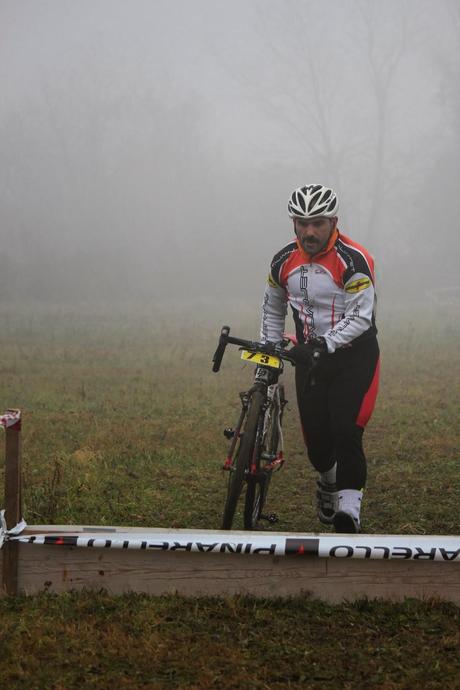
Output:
[0,524,458,602]
[1,411,459,602]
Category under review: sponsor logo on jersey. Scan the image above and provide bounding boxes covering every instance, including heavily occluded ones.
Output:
[300,266,317,337]
[345,277,371,293]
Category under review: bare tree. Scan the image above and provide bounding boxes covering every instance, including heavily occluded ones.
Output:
[210,1,429,250]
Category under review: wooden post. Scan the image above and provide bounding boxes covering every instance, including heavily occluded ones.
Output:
[2,410,22,595]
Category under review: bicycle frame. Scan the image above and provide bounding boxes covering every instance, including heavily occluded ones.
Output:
[213,325,292,529]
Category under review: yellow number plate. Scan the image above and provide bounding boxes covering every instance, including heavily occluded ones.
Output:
[240,350,281,369]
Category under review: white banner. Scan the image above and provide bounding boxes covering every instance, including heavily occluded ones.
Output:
[0,408,21,429]
[10,528,460,562]
[0,509,28,549]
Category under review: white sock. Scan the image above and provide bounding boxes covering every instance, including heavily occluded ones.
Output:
[337,489,362,521]
[320,462,337,486]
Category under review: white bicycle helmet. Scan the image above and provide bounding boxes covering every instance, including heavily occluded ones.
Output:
[287,184,338,219]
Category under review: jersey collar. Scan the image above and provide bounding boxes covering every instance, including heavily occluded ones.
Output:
[296,228,339,261]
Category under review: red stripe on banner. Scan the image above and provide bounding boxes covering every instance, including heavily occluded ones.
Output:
[356,359,380,428]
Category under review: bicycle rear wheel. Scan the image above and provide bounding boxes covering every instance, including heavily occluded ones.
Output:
[221,389,265,530]
[244,472,270,529]
[243,384,284,530]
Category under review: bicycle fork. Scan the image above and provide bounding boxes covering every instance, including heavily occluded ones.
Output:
[222,391,249,472]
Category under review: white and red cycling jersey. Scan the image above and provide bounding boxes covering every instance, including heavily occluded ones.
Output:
[261,229,377,353]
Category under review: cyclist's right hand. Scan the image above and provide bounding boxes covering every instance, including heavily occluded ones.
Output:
[289,338,327,366]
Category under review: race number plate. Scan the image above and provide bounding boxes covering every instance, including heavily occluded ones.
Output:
[240,350,281,369]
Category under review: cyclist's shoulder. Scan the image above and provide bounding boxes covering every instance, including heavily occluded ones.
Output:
[268,239,300,288]
[335,232,375,277]
[270,239,299,268]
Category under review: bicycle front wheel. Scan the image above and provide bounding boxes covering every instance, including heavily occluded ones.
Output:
[221,389,265,530]
[244,384,284,530]
[244,471,270,529]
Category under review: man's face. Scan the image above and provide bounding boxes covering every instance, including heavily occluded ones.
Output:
[294,216,337,256]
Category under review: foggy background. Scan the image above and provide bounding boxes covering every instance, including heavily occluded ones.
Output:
[1,0,459,307]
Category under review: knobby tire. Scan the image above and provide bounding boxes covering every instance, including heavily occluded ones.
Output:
[244,473,269,530]
[221,389,265,530]
[243,384,284,530]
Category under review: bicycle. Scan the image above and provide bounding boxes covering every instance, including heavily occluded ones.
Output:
[212,326,297,530]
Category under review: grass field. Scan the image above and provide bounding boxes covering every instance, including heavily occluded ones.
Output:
[0,300,458,688]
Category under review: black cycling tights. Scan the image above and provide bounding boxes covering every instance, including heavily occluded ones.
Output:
[295,338,380,491]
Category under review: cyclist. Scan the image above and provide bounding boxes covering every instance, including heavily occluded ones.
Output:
[260,184,379,533]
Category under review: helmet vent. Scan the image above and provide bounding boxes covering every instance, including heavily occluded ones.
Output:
[309,190,322,210]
